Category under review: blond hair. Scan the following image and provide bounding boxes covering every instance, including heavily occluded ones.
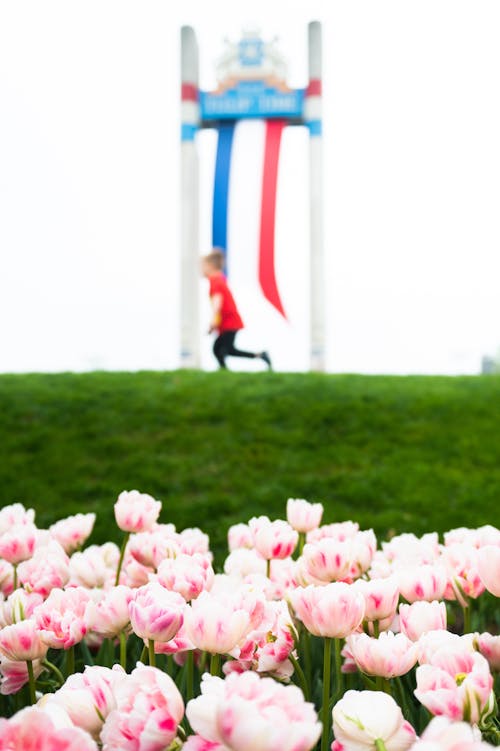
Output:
[202,249,225,271]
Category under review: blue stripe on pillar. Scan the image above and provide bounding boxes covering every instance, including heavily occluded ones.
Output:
[181,123,198,141]
[212,123,235,253]
[306,119,322,136]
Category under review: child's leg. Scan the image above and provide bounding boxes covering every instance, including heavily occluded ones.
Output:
[224,331,258,360]
[214,331,272,370]
[213,334,228,368]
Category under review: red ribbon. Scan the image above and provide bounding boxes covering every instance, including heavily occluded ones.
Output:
[259,119,287,319]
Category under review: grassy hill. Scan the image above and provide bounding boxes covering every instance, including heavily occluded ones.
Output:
[0,371,499,565]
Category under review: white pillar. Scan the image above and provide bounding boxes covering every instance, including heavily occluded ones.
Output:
[180,26,200,368]
[306,21,325,372]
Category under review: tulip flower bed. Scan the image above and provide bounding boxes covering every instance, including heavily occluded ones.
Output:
[0,494,499,750]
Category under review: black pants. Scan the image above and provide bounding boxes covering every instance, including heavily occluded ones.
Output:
[213,330,256,368]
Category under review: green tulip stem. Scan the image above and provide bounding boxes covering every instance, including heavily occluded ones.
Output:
[334,637,343,700]
[186,649,194,702]
[321,637,332,751]
[298,532,305,557]
[119,631,127,670]
[42,658,65,686]
[26,659,36,705]
[210,653,220,677]
[289,652,310,700]
[65,645,75,678]
[148,639,156,667]
[115,531,130,586]
[462,603,471,635]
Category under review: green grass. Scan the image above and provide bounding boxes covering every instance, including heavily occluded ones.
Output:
[0,371,499,565]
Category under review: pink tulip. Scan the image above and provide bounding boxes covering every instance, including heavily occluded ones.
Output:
[224,646,294,682]
[249,516,298,561]
[114,489,161,533]
[476,545,500,597]
[153,621,195,655]
[0,655,45,694]
[182,738,226,751]
[232,560,299,602]
[227,600,296,680]
[397,564,447,603]
[68,545,116,588]
[42,664,126,739]
[17,540,70,597]
[0,524,37,565]
[417,630,475,665]
[98,542,121,569]
[0,503,35,536]
[414,649,493,723]
[307,520,359,544]
[0,618,48,662]
[352,576,400,623]
[100,664,184,751]
[444,525,500,549]
[348,529,378,579]
[408,716,495,750]
[228,583,267,634]
[474,632,500,672]
[300,539,352,583]
[185,590,250,654]
[120,555,153,588]
[156,553,214,601]
[0,706,98,750]
[255,639,295,678]
[267,556,301,599]
[227,523,254,551]
[0,589,43,628]
[186,671,321,751]
[128,582,185,643]
[223,548,267,578]
[331,690,416,751]
[444,527,477,546]
[441,544,485,604]
[85,585,133,638]
[0,560,14,597]
[286,498,324,533]
[49,513,96,554]
[177,527,211,556]
[474,525,500,547]
[35,699,76,730]
[128,528,179,568]
[289,582,365,638]
[368,551,394,579]
[382,533,440,567]
[34,586,91,649]
[365,612,399,637]
[347,631,418,678]
[399,601,447,641]
[340,642,358,674]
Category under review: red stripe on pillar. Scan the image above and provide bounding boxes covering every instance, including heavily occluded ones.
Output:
[306,79,322,96]
[181,83,198,101]
[259,119,287,319]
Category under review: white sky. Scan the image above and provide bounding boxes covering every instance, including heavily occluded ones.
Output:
[0,0,499,374]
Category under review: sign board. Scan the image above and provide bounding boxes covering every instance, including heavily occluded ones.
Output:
[200,82,304,120]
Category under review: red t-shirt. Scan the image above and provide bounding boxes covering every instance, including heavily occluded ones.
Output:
[208,272,244,333]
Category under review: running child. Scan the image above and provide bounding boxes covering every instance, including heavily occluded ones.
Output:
[201,249,272,370]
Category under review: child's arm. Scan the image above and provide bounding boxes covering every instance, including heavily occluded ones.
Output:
[208,293,222,333]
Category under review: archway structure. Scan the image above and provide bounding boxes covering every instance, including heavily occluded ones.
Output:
[180,23,324,370]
